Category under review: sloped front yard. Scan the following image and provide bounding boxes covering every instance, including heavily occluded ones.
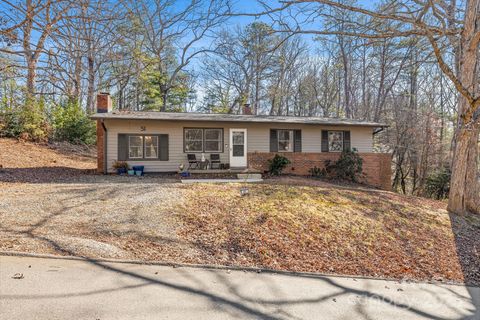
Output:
[177,178,480,285]
[0,138,478,285]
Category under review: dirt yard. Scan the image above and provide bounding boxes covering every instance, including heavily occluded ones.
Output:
[0,138,479,286]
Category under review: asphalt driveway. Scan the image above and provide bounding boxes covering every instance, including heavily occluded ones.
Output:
[0,255,479,320]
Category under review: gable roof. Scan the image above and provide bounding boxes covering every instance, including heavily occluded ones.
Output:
[90,111,387,127]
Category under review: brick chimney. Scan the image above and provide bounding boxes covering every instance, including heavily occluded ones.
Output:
[97,92,112,113]
[243,103,252,115]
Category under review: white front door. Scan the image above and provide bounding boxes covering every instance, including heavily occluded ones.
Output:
[229,128,247,168]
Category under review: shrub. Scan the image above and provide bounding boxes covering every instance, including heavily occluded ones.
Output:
[323,149,364,183]
[52,101,96,145]
[309,166,326,178]
[0,99,49,141]
[268,154,291,175]
[331,149,364,182]
[424,168,450,200]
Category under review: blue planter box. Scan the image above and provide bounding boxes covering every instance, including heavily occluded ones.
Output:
[132,166,144,176]
[117,168,127,175]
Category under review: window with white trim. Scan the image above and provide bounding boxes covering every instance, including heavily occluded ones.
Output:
[184,129,203,152]
[328,131,344,152]
[184,128,223,153]
[204,129,222,152]
[144,136,159,158]
[278,130,294,152]
[129,136,143,159]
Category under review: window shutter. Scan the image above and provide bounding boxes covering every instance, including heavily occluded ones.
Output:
[321,130,329,152]
[294,130,302,152]
[270,129,278,152]
[343,131,351,151]
[159,134,169,161]
[118,134,128,160]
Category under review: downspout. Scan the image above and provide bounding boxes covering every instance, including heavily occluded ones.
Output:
[102,119,108,174]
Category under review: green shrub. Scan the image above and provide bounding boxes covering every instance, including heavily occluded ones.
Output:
[0,109,23,138]
[326,149,364,183]
[268,154,291,175]
[52,101,96,145]
[1,97,49,141]
[424,168,450,200]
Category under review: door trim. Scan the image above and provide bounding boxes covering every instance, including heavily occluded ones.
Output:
[229,128,247,168]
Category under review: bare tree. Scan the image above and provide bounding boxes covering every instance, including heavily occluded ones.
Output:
[250,0,480,214]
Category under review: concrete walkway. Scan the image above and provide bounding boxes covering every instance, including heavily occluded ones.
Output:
[0,255,479,320]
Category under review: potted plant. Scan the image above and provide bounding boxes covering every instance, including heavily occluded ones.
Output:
[178,164,190,177]
[112,161,129,175]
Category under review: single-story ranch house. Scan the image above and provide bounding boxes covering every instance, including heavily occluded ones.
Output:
[91,93,391,190]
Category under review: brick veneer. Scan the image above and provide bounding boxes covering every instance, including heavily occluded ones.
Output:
[248,152,392,190]
[96,120,105,173]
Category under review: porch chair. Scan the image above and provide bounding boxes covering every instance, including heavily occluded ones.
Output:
[210,154,221,169]
[187,154,200,170]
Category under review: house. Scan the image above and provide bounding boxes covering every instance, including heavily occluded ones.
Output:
[91,93,391,190]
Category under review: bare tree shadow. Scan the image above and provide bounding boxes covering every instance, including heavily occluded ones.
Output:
[449,212,480,319]
[0,179,479,319]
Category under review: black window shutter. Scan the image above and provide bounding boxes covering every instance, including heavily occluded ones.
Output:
[159,134,169,161]
[293,130,302,152]
[270,129,278,152]
[321,130,329,152]
[118,134,128,160]
[343,131,351,151]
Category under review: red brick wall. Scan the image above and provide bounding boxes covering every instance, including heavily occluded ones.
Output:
[96,120,105,173]
[248,152,392,190]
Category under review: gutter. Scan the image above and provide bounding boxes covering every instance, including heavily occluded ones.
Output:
[373,127,385,135]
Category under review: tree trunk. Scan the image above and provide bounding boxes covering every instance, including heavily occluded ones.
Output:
[448,123,480,214]
[26,59,37,100]
[86,56,95,113]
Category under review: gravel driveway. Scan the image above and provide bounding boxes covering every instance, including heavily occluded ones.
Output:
[0,175,195,261]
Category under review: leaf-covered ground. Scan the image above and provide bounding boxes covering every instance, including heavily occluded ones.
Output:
[178,178,480,285]
[1,138,478,285]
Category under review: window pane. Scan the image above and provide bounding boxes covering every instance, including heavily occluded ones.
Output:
[328,131,343,152]
[278,130,292,152]
[205,129,221,140]
[205,141,221,152]
[185,129,202,141]
[278,130,290,140]
[232,132,244,145]
[129,136,143,158]
[186,141,203,152]
[185,129,203,152]
[278,140,291,151]
[233,145,244,157]
[144,136,158,158]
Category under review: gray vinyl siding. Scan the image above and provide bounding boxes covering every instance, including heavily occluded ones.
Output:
[103,119,374,173]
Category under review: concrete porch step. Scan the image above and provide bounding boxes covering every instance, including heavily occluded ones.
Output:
[237,173,262,180]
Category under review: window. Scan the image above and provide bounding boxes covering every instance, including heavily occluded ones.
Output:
[184,128,203,152]
[184,128,223,153]
[129,136,143,159]
[127,135,163,160]
[278,130,294,152]
[328,131,344,152]
[204,129,222,152]
[144,136,158,158]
